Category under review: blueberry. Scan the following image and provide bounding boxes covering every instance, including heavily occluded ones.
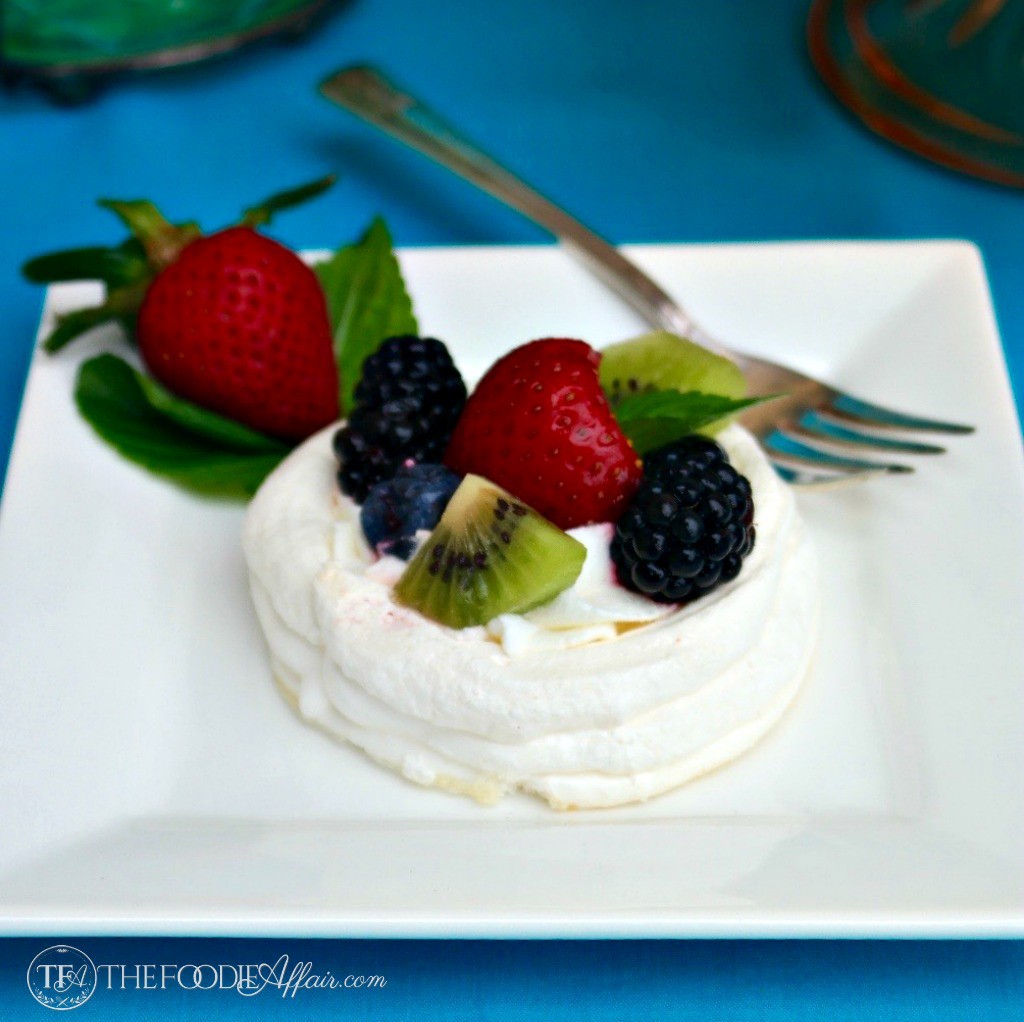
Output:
[360,464,461,560]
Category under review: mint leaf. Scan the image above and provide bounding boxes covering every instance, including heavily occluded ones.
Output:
[134,372,288,452]
[315,216,417,414]
[75,354,289,499]
[615,389,771,454]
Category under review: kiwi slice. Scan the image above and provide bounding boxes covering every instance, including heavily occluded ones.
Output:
[394,474,586,629]
[600,331,746,406]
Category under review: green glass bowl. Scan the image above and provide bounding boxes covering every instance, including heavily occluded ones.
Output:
[2,0,334,100]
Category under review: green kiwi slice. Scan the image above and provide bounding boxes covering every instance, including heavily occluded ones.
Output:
[394,474,586,629]
[599,331,746,406]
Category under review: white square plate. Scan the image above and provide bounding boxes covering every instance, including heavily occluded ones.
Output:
[1,242,1022,937]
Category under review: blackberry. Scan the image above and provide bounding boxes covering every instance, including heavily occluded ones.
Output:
[611,436,755,605]
[334,336,467,502]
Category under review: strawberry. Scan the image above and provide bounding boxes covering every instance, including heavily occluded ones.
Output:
[137,227,337,439]
[24,176,339,440]
[444,338,642,529]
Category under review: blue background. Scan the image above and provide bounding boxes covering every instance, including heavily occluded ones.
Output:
[4,938,1023,1018]
[1,0,1021,1016]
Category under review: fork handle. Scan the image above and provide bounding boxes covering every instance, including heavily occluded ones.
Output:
[319,65,729,357]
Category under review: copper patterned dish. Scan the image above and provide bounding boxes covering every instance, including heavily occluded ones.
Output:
[808,0,1024,187]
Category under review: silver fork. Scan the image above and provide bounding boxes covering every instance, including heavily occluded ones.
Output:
[319,65,973,485]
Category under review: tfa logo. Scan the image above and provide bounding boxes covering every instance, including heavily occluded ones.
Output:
[26,946,97,1010]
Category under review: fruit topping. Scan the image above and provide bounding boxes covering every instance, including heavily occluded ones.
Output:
[394,474,586,629]
[444,338,642,531]
[334,335,467,503]
[600,331,746,408]
[360,463,462,560]
[138,226,338,440]
[599,332,770,452]
[611,437,755,604]
[25,178,341,442]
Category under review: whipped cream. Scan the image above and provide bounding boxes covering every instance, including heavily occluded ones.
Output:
[242,424,819,809]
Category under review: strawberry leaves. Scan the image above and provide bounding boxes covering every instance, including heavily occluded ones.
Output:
[22,239,148,288]
[97,199,201,269]
[315,216,417,414]
[75,354,289,498]
[241,174,337,228]
[23,238,152,352]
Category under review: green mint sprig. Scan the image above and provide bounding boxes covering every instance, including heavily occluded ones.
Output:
[613,389,771,454]
[315,216,417,415]
[75,354,290,499]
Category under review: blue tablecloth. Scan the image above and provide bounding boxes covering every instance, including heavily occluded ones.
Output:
[1,0,1021,1016]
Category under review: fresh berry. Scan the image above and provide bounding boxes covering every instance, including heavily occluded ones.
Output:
[334,336,467,502]
[360,463,462,560]
[611,436,755,604]
[443,338,642,530]
[138,227,338,439]
[24,177,341,440]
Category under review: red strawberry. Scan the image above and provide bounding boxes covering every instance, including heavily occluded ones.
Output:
[24,176,340,441]
[445,338,642,529]
[138,227,338,440]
